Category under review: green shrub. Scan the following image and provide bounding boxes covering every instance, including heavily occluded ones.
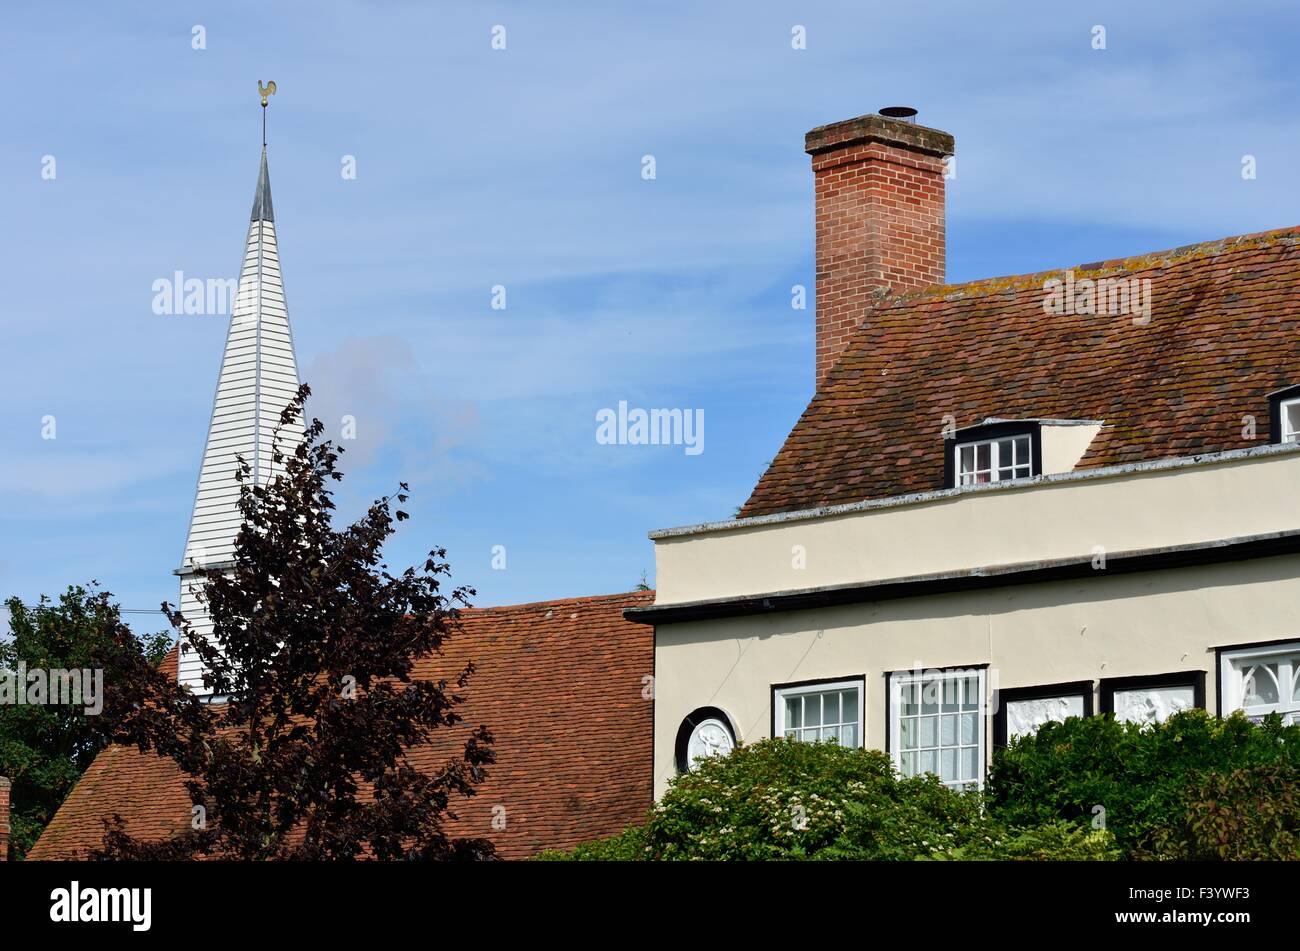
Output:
[641,737,1010,860]
[1139,765,1300,860]
[535,824,648,861]
[930,820,1121,861]
[542,738,1020,861]
[545,713,1300,861]
[985,710,1300,856]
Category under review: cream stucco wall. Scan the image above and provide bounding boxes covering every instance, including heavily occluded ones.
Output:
[1039,422,1103,474]
[652,554,1300,797]
[652,448,1300,606]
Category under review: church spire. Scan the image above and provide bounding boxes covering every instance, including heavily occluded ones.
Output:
[177,83,301,693]
[250,149,274,223]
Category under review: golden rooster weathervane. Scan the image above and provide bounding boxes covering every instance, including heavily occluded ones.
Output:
[258,80,276,148]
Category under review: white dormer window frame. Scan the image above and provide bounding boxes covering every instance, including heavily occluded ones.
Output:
[1281,397,1300,444]
[1268,385,1300,445]
[954,434,1032,485]
[947,422,1041,488]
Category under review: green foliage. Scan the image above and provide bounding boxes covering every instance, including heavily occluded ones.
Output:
[93,387,495,861]
[536,824,648,861]
[546,711,1300,862]
[545,738,1054,861]
[0,585,171,859]
[1140,765,1300,860]
[986,709,1300,856]
[931,820,1121,861]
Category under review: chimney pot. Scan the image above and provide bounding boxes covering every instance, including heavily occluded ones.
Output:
[879,105,918,123]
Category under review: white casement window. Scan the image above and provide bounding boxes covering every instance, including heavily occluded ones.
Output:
[774,680,863,747]
[1220,642,1300,724]
[955,434,1033,485]
[889,668,986,789]
[1283,398,1300,443]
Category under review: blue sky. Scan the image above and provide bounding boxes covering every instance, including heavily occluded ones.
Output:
[2,1,1299,636]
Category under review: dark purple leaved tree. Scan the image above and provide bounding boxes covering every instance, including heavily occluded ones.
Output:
[92,384,495,860]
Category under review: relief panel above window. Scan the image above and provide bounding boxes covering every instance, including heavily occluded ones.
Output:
[1099,671,1206,726]
[993,681,1093,746]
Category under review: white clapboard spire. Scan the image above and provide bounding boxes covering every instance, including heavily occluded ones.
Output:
[177,130,302,693]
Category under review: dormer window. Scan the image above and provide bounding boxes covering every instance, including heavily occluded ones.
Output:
[945,421,1042,489]
[1267,385,1300,445]
[956,434,1032,485]
[1282,398,1300,443]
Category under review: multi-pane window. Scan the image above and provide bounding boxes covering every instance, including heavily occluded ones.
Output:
[775,680,862,747]
[890,668,986,789]
[956,435,1033,485]
[1283,398,1300,443]
[1221,642,1300,725]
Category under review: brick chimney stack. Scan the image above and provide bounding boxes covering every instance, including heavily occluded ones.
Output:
[0,776,10,861]
[806,111,954,387]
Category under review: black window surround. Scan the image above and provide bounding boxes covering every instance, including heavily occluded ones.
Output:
[1267,384,1300,444]
[992,680,1094,747]
[1098,670,1206,716]
[673,706,738,773]
[943,420,1043,489]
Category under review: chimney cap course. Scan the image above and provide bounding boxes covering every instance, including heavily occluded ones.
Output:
[805,111,954,158]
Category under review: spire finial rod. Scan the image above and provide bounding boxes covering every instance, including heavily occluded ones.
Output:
[258,80,277,149]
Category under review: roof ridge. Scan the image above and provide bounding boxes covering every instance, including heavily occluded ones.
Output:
[876,223,1300,308]
[461,589,653,616]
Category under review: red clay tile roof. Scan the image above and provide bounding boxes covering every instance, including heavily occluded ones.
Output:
[28,590,654,860]
[741,226,1300,518]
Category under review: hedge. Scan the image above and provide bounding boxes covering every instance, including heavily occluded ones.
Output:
[542,710,1300,861]
[539,737,1117,861]
[984,709,1300,856]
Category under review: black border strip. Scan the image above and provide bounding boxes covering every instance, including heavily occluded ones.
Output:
[1098,670,1206,716]
[992,680,1094,747]
[624,531,1300,626]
